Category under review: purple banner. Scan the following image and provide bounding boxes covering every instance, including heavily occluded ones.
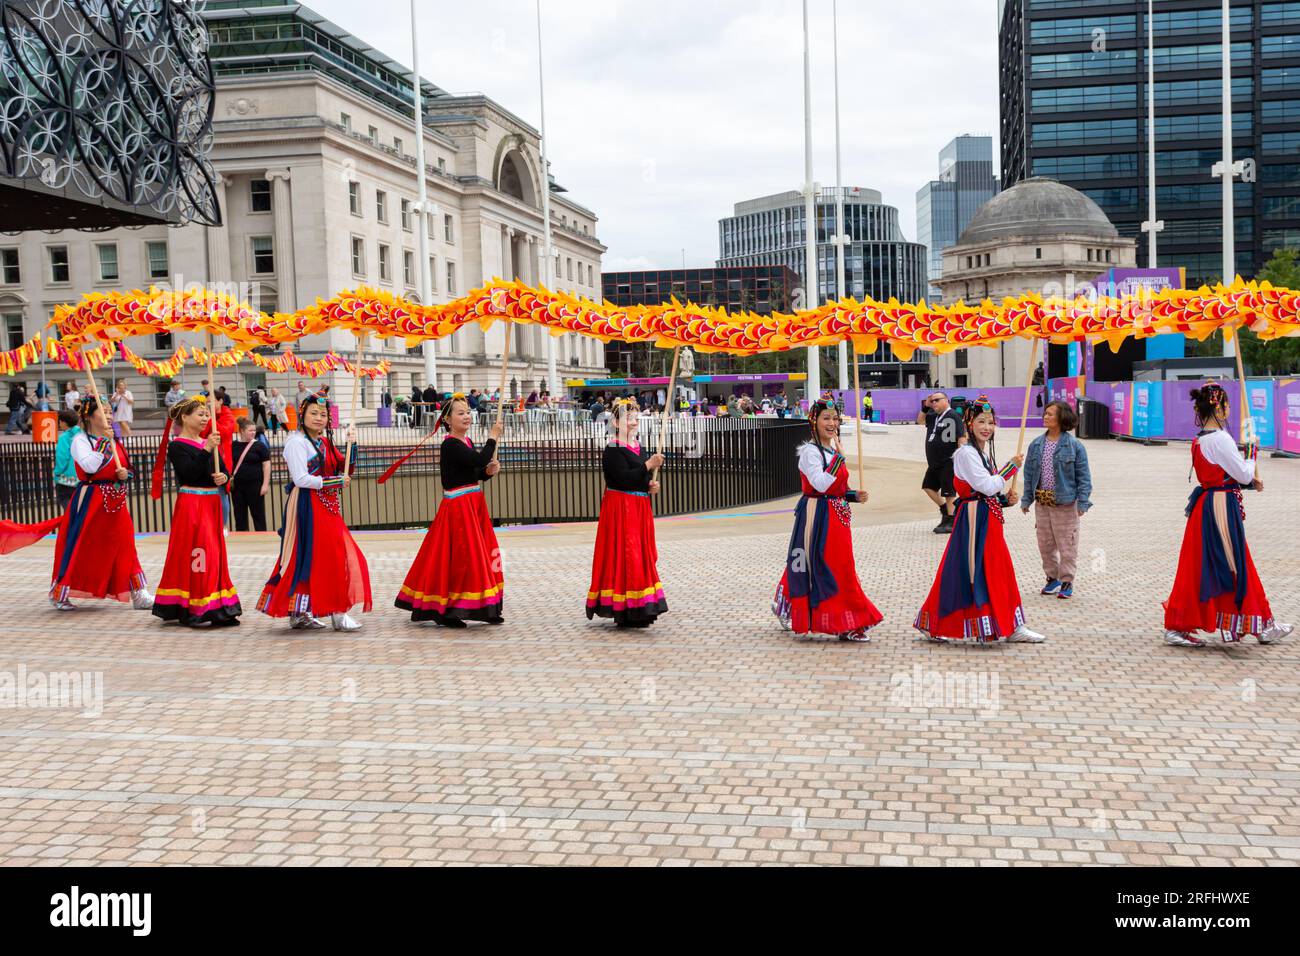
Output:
[1046,376,1079,409]
[1279,380,1300,455]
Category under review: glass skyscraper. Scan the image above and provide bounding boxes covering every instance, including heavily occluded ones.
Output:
[916,135,1001,301]
[999,0,1300,286]
[716,187,929,381]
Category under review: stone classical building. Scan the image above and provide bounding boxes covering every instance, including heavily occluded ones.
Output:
[929,177,1137,389]
[0,1,606,418]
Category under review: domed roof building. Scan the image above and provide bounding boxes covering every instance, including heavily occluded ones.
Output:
[930,177,1136,389]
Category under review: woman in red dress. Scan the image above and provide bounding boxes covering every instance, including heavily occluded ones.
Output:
[1163,383,1291,647]
[257,395,371,631]
[151,396,242,627]
[396,395,505,627]
[586,399,668,628]
[11,393,154,611]
[914,396,1044,644]
[772,399,881,642]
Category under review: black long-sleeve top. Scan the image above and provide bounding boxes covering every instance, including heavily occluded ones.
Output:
[603,443,651,493]
[169,438,218,488]
[440,436,497,490]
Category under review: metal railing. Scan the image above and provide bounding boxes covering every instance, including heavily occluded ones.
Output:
[0,418,807,532]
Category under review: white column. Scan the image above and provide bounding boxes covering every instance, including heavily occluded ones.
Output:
[801,0,820,404]
[265,168,296,311]
[205,173,231,282]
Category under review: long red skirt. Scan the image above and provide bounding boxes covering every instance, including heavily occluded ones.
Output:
[775,505,883,636]
[50,484,146,603]
[914,501,1025,642]
[152,490,242,626]
[586,489,667,625]
[1163,493,1274,639]
[258,486,372,618]
[396,487,503,623]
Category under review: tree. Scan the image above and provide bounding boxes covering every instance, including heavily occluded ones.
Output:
[1241,249,1300,375]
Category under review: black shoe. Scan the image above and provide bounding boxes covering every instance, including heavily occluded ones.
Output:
[436,618,467,629]
[935,515,954,534]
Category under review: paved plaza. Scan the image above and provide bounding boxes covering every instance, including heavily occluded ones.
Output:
[0,424,1297,866]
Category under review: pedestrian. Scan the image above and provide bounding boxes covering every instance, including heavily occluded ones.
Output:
[215,385,232,408]
[862,390,874,423]
[163,380,185,410]
[268,387,287,434]
[110,379,134,438]
[586,399,667,628]
[914,395,1044,644]
[5,381,32,434]
[52,410,81,510]
[395,395,504,626]
[150,396,241,628]
[1019,401,1093,600]
[63,382,80,411]
[421,384,438,426]
[295,381,310,410]
[249,386,268,427]
[921,390,965,534]
[33,379,51,412]
[772,398,880,642]
[230,417,271,532]
[258,394,370,631]
[1162,383,1292,647]
[410,385,425,427]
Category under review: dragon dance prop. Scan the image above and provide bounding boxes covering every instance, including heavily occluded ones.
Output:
[0,334,43,376]
[47,280,1300,357]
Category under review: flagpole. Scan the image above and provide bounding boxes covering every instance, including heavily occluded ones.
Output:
[801,0,820,407]
[832,0,848,395]
[410,0,438,390]
[536,0,559,399]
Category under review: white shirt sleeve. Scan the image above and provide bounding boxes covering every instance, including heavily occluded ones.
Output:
[953,444,1007,497]
[71,433,108,474]
[797,443,837,493]
[284,435,324,490]
[1198,430,1255,484]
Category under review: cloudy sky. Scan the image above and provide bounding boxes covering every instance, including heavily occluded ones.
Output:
[310,0,1001,271]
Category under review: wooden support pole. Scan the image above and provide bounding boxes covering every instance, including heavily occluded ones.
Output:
[653,345,681,480]
[852,337,864,497]
[492,321,512,461]
[343,334,363,476]
[205,333,219,470]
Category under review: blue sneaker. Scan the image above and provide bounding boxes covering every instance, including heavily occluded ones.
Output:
[1058,582,1073,599]
[1041,578,1062,596]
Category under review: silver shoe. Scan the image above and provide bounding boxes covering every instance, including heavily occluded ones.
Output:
[290,614,327,630]
[1258,622,1293,645]
[1006,625,1046,643]
[1164,629,1205,647]
[49,596,75,611]
[838,628,872,643]
[331,612,362,632]
[132,588,155,610]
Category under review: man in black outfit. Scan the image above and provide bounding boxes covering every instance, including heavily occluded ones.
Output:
[921,390,965,534]
[421,385,439,428]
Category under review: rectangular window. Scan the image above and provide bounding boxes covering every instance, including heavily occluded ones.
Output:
[1262,99,1300,125]
[429,255,437,292]
[367,125,378,144]
[955,348,968,369]
[378,243,391,281]
[1152,42,1253,73]
[146,240,169,279]
[375,189,388,223]
[48,246,69,283]
[1031,153,1138,179]
[1262,67,1300,92]
[348,181,361,216]
[1029,49,1137,79]
[1156,77,1252,108]
[340,112,351,131]
[443,213,454,243]
[426,211,435,239]
[588,264,594,286]
[1262,35,1300,60]
[351,237,365,276]
[393,136,403,154]
[400,198,411,231]
[1029,15,1135,46]
[1263,3,1300,27]
[1031,118,1137,148]
[1031,84,1137,113]
[250,178,271,212]
[96,244,118,281]
[436,157,446,173]
[0,248,18,284]
[251,236,274,274]
[446,260,456,295]
[403,250,414,286]
[3,312,23,350]
[154,331,172,350]
[566,257,573,280]
[1263,131,1300,155]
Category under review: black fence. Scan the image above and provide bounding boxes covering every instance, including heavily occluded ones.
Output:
[0,418,808,532]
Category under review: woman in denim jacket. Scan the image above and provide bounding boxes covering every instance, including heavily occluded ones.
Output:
[1019,401,1093,599]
